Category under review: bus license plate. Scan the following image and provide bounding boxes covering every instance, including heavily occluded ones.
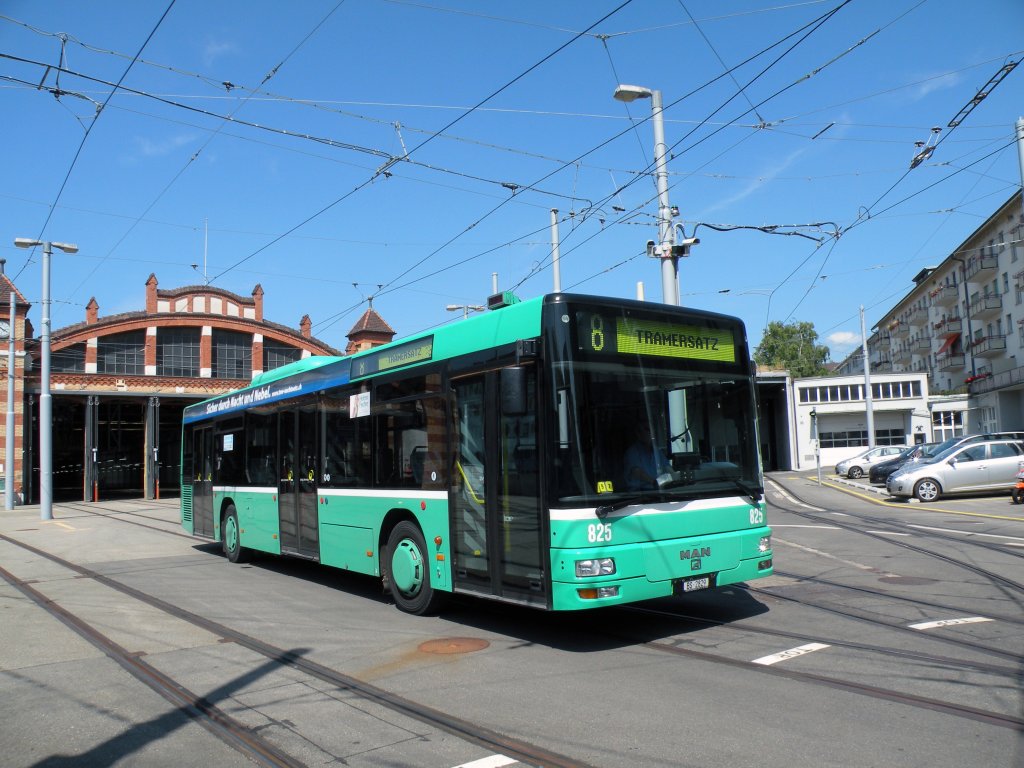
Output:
[680,576,710,593]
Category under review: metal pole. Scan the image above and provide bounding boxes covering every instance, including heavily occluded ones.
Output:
[650,90,678,305]
[1016,117,1024,226]
[40,242,52,520]
[5,289,14,510]
[861,306,875,448]
[550,208,562,292]
[951,256,976,378]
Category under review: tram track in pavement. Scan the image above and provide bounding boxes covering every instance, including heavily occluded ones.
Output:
[57,500,196,540]
[27,499,1024,734]
[765,477,1024,593]
[604,604,1024,732]
[0,531,594,768]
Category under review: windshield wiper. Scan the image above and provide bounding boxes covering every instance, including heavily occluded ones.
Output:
[595,493,659,518]
[659,473,762,506]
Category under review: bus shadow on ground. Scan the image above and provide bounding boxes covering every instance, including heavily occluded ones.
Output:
[192,544,770,652]
[437,586,771,653]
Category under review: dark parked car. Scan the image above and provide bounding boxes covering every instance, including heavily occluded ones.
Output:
[869,442,942,484]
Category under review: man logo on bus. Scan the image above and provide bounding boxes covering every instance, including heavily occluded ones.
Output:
[680,547,711,560]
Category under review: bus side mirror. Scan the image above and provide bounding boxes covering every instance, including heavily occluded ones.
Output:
[501,367,527,416]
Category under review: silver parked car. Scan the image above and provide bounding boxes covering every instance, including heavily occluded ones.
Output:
[886,439,1024,502]
[835,445,905,479]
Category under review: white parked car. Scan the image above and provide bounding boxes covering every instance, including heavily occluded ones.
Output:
[886,439,1024,502]
[835,446,906,479]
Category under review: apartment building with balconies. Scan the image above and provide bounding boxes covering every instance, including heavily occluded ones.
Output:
[858,191,1024,433]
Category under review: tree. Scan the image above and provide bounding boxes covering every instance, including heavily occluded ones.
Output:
[754,320,830,378]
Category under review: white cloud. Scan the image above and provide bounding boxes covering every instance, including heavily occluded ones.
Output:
[203,39,238,67]
[828,331,861,347]
[134,133,196,158]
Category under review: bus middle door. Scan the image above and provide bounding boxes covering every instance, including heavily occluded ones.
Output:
[452,366,544,606]
[278,406,320,559]
[191,425,214,538]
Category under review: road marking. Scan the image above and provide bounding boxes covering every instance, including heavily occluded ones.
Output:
[753,643,830,666]
[772,537,899,577]
[909,617,993,631]
[766,479,826,511]
[41,520,76,531]
[451,756,517,768]
[906,524,1024,544]
[821,481,1024,521]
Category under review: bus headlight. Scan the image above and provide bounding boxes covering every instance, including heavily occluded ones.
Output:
[759,535,772,553]
[576,558,616,577]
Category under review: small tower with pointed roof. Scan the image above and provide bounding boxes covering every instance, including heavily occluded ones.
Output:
[345,303,395,355]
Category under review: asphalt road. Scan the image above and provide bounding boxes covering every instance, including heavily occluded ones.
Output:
[1,477,1021,768]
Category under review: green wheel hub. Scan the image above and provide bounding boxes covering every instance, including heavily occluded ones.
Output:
[390,537,424,596]
[225,515,239,552]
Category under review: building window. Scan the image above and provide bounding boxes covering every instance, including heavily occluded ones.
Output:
[157,328,200,377]
[53,343,86,373]
[932,410,964,441]
[875,428,905,446]
[264,341,302,371]
[98,331,145,375]
[213,329,252,379]
[819,430,868,449]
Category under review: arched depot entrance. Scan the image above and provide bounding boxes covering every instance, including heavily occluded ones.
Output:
[40,396,187,502]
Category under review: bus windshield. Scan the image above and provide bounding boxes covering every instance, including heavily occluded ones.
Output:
[551,359,761,506]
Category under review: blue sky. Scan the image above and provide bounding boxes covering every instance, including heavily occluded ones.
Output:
[2,0,1022,360]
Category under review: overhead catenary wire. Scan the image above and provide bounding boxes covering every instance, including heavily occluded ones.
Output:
[11,0,177,282]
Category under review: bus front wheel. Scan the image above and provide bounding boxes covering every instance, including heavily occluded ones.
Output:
[222,505,250,563]
[386,521,444,615]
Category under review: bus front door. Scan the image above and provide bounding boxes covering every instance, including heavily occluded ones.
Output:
[192,426,214,538]
[452,368,545,606]
[278,407,320,559]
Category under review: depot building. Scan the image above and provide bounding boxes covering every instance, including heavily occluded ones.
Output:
[0,271,394,503]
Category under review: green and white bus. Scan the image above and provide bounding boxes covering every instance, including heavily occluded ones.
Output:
[181,292,772,614]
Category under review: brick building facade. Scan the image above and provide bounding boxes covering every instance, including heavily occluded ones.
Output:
[1,274,394,503]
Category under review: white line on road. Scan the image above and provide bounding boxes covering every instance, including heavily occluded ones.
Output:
[906,524,1024,544]
[766,479,826,511]
[908,617,993,630]
[753,643,831,666]
[451,756,517,768]
[772,536,900,577]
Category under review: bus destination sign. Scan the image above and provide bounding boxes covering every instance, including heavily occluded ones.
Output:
[577,312,735,363]
[352,336,434,378]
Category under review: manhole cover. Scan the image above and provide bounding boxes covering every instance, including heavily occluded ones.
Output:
[878,576,938,585]
[418,637,490,655]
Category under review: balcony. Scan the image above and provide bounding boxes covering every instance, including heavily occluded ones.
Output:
[933,316,963,334]
[971,335,1007,358]
[968,293,1002,320]
[912,337,931,353]
[929,283,960,307]
[937,352,966,372]
[887,320,910,339]
[892,346,911,364]
[964,254,998,282]
[870,350,890,367]
[907,305,929,327]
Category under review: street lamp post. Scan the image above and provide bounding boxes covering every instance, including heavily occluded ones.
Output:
[14,237,78,521]
[613,84,683,306]
[446,304,485,319]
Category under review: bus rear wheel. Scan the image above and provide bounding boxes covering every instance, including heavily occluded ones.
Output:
[222,505,250,563]
[386,521,444,615]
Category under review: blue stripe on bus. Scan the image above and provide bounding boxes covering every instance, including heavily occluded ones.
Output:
[183,359,351,423]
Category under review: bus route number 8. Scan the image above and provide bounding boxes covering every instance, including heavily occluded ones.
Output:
[590,313,605,351]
